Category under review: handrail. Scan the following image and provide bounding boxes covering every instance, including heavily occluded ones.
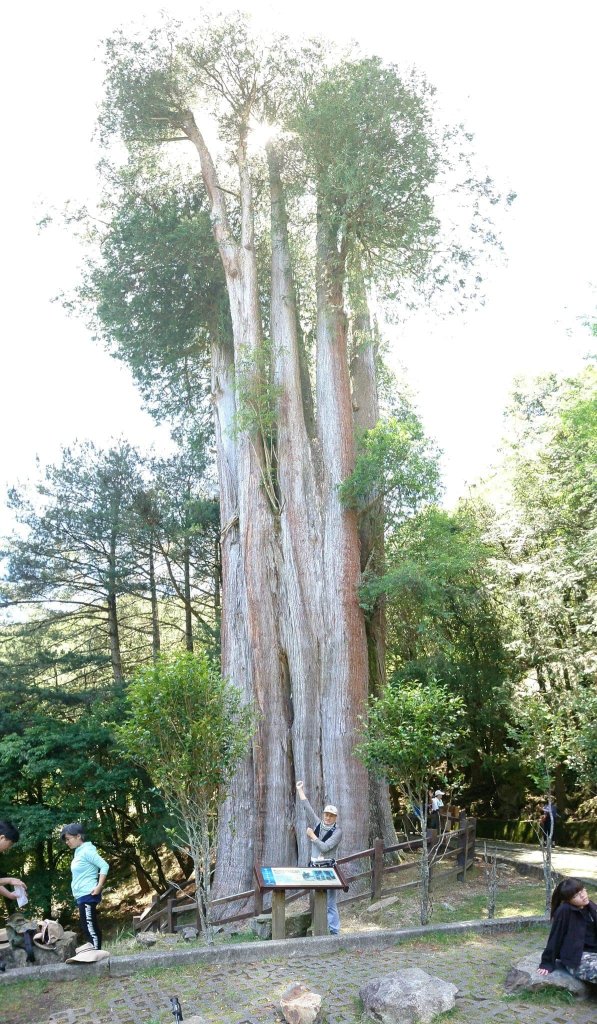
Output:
[134,815,476,933]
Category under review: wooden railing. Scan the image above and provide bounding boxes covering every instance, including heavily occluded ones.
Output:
[134,812,476,934]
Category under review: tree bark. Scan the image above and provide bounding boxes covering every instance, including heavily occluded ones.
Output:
[314,206,370,858]
[209,335,256,900]
[183,536,193,652]
[349,266,396,846]
[267,143,324,865]
[184,114,373,891]
[148,536,161,661]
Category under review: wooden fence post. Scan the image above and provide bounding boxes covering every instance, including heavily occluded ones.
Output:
[457,811,469,881]
[427,828,436,890]
[371,838,384,901]
[469,816,477,866]
[166,898,175,933]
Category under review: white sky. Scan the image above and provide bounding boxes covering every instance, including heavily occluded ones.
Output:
[1,1,595,528]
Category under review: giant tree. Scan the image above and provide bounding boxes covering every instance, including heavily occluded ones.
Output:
[76,14,507,894]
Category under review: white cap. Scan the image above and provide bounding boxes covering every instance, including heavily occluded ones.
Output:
[434,790,445,797]
[323,804,338,816]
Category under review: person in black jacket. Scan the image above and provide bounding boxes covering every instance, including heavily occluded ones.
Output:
[538,877,597,983]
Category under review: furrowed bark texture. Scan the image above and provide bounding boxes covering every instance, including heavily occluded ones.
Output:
[349,271,396,846]
[268,144,324,866]
[186,117,373,892]
[314,207,370,858]
[210,337,256,899]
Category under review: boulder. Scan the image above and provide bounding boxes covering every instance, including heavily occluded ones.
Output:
[280,982,322,1024]
[136,931,158,946]
[360,968,458,1024]
[504,952,592,999]
[250,909,311,941]
[179,926,199,942]
[12,931,78,968]
[366,895,400,915]
[0,946,16,971]
[250,914,272,940]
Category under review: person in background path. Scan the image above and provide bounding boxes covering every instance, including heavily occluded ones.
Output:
[430,790,444,830]
[60,823,109,950]
[539,799,558,845]
[0,820,27,906]
[538,877,597,984]
[296,781,342,935]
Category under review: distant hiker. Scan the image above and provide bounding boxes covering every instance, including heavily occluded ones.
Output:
[0,820,27,907]
[60,823,109,950]
[296,781,342,935]
[539,799,558,845]
[538,878,597,984]
[430,790,445,830]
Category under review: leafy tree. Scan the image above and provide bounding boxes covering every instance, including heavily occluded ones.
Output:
[117,651,254,938]
[0,666,175,917]
[364,503,519,815]
[64,12,509,893]
[506,692,574,915]
[356,679,468,924]
[2,441,144,684]
[489,363,597,812]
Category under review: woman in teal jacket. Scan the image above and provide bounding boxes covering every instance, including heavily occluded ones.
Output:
[60,823,109,950]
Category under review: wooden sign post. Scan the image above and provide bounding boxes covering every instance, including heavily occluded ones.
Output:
[253,864,348,940]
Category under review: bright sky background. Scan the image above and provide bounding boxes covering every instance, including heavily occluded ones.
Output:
[2,1,595,531]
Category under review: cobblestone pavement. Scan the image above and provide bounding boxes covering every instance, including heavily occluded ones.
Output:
[3,927,595,1024]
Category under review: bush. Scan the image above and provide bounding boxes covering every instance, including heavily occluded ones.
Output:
[476,818,597,848]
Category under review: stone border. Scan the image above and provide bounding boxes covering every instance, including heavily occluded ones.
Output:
[0,915,548,986]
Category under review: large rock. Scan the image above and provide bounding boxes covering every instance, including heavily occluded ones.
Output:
[12,931,78,968]
[360,969,458,1024]
[280,982,322,1024]
[366,895,400,915]
[250,909,311,941]
[504,951,592,999]
[0,946,16,971]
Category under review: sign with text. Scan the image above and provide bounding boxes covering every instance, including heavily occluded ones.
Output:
[255,865,346,890]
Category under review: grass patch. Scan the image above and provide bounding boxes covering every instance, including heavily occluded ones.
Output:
[105,926,260,957]
[505,987,576,1006]
[400,930,467,949]
[430,880,545,924]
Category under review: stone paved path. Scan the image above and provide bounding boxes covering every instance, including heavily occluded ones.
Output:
[5,926,594,1024]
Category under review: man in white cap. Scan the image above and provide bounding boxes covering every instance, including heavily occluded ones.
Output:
[296,781,342,934]
[430,790,444,830]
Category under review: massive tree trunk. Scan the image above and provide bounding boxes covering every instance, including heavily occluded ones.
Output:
[314,205,370,857]
[184,115,372,893]
[210,336,256,898]
[349,268,396,846]
[267,143,324,865]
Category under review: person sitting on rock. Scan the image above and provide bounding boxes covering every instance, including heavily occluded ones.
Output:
[296,781,342,935]
[537,877,597,984]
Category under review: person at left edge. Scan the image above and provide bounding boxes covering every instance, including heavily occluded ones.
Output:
[60,823,109,950]
[0,820,27,908]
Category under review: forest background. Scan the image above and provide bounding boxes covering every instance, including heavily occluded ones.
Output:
[0,4,595,921]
